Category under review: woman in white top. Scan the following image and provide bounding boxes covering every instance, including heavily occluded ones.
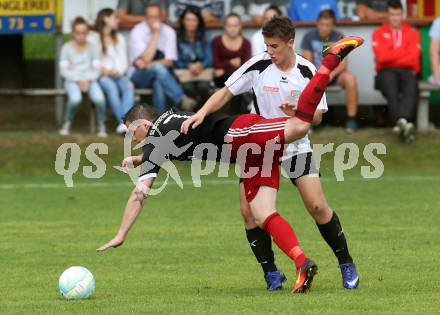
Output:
[92,8,134,134]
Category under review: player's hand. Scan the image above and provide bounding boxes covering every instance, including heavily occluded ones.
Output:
[180,112,205,134]
[96,235,124,252]
[279,101,297,117]
[121,156,135,173]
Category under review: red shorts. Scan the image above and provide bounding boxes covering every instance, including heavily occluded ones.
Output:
[227,114,288,202]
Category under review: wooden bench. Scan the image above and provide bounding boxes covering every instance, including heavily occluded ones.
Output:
[418,81,440,133]
[0,88,152,132]
[1,83,438,132]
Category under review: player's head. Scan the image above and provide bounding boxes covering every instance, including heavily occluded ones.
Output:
[263,5,282,23]
[145,3,162,27]
[223,12,242,38]
[262,16,295,65]
[387,0,404,29]
[316,9,336,39]
[123,104,159,142]
[71,17,89,45]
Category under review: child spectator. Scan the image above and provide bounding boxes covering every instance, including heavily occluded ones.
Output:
[175,7,213,107]
[59,17,107,137]
[91,8,134,135]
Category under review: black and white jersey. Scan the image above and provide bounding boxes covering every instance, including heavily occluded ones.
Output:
[225,52,328,156]
[138,109,235,182]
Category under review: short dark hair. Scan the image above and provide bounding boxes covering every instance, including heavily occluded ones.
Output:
[262,16,295,42]
[123,104,158,124]
[318,9,336,22]
[265,5,282,17]
[387,0,403,9]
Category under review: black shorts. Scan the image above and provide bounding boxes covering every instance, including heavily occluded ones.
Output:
[238,152,319,185]
[281,152,320,185]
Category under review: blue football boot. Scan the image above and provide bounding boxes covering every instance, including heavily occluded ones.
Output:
[264,271,287,291]
[339,262,359,289]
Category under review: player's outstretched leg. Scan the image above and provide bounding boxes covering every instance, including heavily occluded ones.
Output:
[283,36,364,143]
[250,187,318,294]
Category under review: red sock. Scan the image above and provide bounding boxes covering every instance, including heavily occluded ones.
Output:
[296,54,340,123]
[263,213,307,269]
[321,53,340,71]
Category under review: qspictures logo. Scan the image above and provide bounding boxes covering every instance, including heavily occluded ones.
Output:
[54,126,387,195]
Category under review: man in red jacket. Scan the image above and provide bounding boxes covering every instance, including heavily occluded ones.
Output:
[372,0,420,142]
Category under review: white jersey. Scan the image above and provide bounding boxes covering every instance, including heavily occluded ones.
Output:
[225,52,328,156]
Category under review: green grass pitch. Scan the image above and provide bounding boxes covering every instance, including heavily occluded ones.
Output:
[1,129,439,314]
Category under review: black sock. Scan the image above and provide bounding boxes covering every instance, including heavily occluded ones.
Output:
[245,227,277,273]
[316,212,353,265]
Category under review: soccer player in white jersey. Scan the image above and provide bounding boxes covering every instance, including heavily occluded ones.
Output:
[182,16,359,290]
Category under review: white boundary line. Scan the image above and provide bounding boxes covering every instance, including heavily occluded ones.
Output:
[0,175,438,190]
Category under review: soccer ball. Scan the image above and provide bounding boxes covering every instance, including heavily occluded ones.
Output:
[59,266,95,300]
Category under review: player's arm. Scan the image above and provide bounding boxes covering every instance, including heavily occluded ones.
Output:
[180,86,233,133]
[280,102,323,125]
[96,178,153,252]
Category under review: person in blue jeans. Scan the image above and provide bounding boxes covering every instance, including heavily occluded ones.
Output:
[91,8,134,134]
[59,17,107,137]
[129,4,196,113]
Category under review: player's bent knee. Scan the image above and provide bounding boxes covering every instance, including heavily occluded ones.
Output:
[307,202,331,221]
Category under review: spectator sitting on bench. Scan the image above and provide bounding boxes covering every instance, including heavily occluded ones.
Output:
[129,4,196,113]
[59,17,107,137]
[429,17,440,86]
[212,13,251,114]
[372,0,420,143]
[175,7,213,108]
[301,9,359,132]
[90,8,134,135]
